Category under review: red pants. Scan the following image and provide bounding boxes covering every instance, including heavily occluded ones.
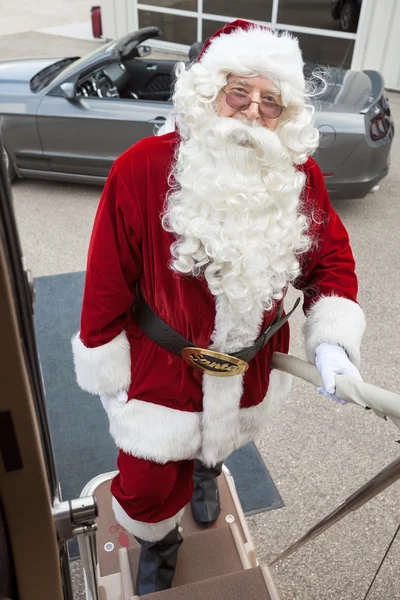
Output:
[111,450,194,541]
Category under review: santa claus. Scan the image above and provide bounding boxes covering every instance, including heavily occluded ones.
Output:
[72,20,365,595]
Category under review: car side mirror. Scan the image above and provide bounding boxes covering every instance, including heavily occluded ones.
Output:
[60,82,77,101]
[137,45,151,57]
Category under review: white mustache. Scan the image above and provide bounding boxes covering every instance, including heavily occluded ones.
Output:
[207,116,286,162]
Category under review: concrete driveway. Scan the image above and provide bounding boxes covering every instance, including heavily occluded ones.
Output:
[4,31,400,600]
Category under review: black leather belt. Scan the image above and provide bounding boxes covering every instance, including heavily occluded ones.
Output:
[133,287,299,377]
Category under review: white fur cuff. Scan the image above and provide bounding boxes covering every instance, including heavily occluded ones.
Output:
[112,497,185,542]
[304,295,366,368]
[71,330,131,396]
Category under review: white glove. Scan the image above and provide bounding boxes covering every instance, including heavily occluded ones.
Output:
[99,390,128,412]
[315,342,362,405]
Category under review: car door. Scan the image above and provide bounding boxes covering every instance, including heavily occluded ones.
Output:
[36,92,171,180]
[124,58,178,101]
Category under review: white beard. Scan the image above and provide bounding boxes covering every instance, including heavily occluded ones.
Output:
[163,110,311,353]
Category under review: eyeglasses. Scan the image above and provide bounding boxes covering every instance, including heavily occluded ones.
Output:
[222,89,285,119]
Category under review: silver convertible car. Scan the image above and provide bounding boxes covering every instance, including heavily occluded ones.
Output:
[0,26,394,199]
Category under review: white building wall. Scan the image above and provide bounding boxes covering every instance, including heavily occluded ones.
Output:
[100,0,137,40]
[352,0,400,91]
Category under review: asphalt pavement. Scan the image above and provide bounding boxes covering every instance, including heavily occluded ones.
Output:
[3,31,400,600]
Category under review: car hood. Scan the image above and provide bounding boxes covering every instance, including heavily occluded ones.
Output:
[0,58,60,84]
[318,67,374,113]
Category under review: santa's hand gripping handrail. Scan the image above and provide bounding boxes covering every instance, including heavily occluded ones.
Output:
[270,352,400,430]
[269,352,400,571]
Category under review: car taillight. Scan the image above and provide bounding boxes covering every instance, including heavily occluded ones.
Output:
[370,96,392,141]
[370,114,390,141]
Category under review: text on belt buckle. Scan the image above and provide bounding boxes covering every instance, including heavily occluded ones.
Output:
[181,347,249,377]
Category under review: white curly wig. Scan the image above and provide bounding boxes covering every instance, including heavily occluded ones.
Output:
[162,22,320,333]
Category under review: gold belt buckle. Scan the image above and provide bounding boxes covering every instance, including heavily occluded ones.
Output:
[181,347,249,377]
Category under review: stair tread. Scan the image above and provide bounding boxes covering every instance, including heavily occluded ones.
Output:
[139,566,272,600]
[128,526,243,588]
[95,471,247,578]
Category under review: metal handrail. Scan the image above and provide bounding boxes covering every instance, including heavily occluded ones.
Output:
[269,352,400,567]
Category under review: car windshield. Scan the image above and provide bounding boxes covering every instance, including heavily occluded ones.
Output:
[30,58,79,93]
[49,39,117,86]
[30,40,117,93]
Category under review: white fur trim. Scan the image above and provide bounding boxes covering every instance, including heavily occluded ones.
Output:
[107,371,291,466]
[72,330,131,396]
[112,497,185,542]
[201,26,305,91]
[200,292,264,466]
[108,398,202,463]
[201,373,243,466]
[199,369,292,465]
[304,295,366,368]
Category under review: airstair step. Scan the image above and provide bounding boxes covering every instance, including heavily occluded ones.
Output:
[126,525,245,589]
[138,566,274,600]
[94,468,252,579]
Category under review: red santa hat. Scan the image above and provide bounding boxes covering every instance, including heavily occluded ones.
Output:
[198,19,305,93]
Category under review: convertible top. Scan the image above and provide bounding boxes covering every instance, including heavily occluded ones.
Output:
[112,26,162,60]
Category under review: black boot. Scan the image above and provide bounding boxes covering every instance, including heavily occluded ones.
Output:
[190,459,223,527]
[135,525,183,596]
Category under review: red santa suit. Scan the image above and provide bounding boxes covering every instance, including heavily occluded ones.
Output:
[72,21,365,543]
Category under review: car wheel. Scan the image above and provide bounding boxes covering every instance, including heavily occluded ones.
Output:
[340,0,360,32]
[2,146,16,182]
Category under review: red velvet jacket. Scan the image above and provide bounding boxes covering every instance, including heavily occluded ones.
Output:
[72,131,365,466]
